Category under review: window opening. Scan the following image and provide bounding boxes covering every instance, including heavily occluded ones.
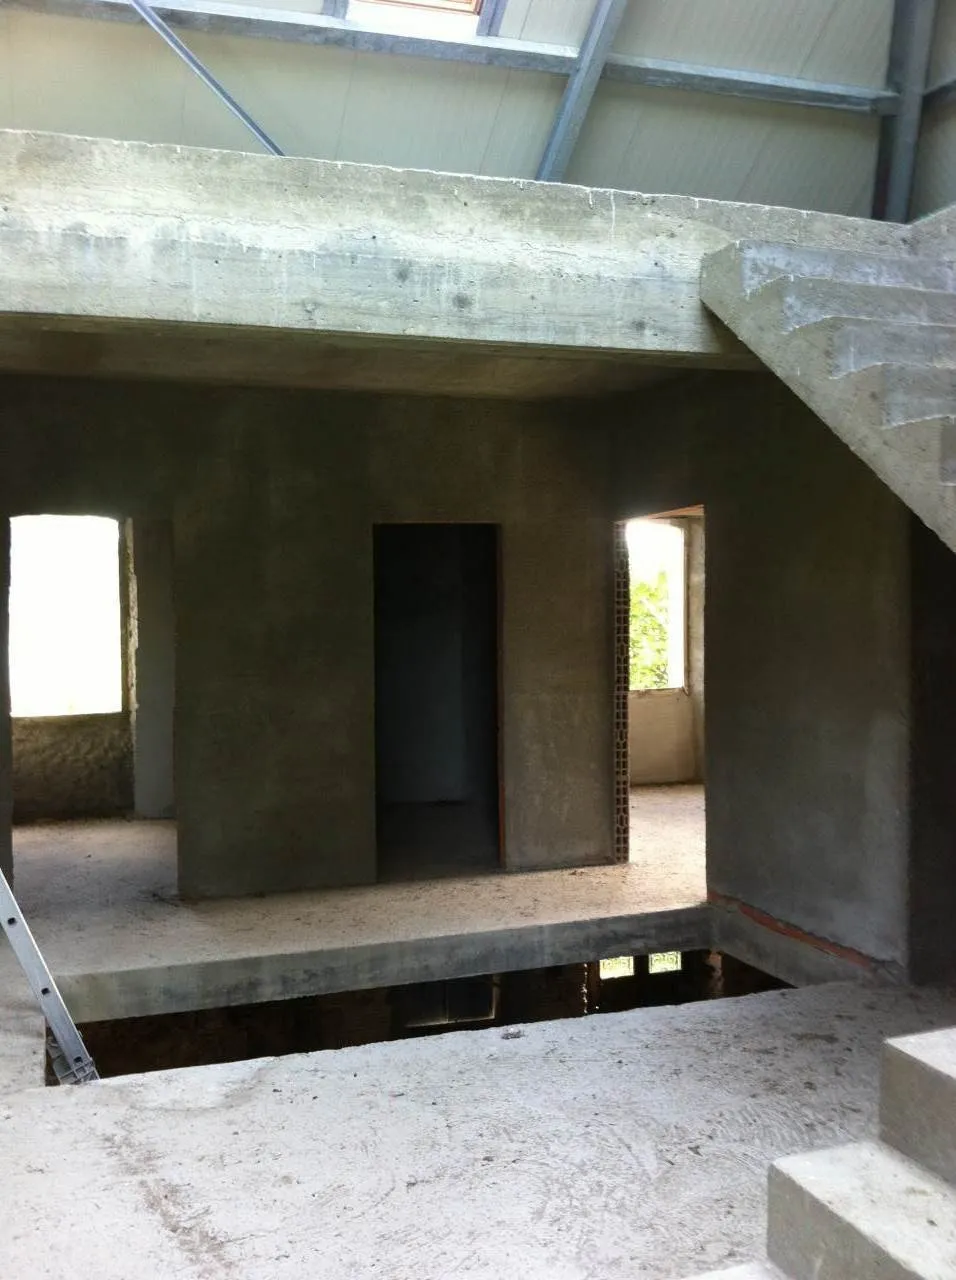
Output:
[348,0,480,37]
[8,516,123,717]
[648,952,682,974]
[599,956,635,980]
[626,519,686,691]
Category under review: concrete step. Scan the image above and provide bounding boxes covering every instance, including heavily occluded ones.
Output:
[685,1264,785,1279]
[768,1139,956,1280]
[761,278,956,334]
[881,1028,956,1188]
[836,364,956,428]
[709,241,956,297]
[816,319,956,376]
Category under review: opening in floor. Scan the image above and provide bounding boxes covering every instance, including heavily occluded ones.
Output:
[72,952,788,1080]
[374,523,500,882]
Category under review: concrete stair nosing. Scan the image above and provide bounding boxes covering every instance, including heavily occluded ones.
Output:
[881,1029,956,1188]
[768,1139,956,1280]
[707,240,956,296]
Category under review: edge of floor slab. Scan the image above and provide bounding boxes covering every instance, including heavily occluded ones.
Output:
[711,895,904,988]
[58,904,711,1022]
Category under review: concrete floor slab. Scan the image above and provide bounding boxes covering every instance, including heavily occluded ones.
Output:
[3,789,705,1022]
[2,982,956,1279]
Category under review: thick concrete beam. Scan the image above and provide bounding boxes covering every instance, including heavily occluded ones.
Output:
[0,131,909,378]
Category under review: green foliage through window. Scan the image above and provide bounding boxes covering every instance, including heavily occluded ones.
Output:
[629,571,669,690]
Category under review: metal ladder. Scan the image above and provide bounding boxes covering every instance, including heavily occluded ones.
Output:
[0,867,98,1084]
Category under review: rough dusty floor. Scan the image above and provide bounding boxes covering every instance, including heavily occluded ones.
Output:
[2,981,956,1280]
[629,784,706,902]
[0,796,705,1085]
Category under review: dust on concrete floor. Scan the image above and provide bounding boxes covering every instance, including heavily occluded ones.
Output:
[630,784,705,903]
[0,812,707,1082]
[3,980,956,1280]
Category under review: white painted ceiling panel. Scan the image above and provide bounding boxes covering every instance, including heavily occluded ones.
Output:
[567,83,879,216]
[330,52,508,173]
[498,0,590,48]
[178,28,353,156]
[614,0,893,89]
[912,103,956,217]
[472,69,565,178]
[6,10,190,144]
[0,11,16,126]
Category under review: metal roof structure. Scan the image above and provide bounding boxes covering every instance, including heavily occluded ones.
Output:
[0,0,952,220]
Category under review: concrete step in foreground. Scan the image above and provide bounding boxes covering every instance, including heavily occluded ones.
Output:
[768,1139,956,1280]
[881,1027,956,1188]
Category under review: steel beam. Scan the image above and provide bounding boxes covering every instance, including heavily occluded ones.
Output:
[476,0,507,38]
[536,0,627,181]
[125,0,283,154]
[872,0,939,221]
[10,0,899,117]
[925,75,956,110]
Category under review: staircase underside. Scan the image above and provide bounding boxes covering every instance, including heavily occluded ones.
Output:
[700,241,956,553]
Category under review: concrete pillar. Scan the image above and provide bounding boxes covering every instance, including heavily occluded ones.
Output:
[0,518,10,879]
[501,517,615,870]
[130,519,175,819]
[174,407,374,898]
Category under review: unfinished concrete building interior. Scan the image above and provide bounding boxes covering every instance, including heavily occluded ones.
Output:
[4,0,956,1274]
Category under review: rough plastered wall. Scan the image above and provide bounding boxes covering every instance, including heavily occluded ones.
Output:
[369,395,615,873]
[0,375,615,897]
[11,714,132,821]
[0,518,10,878]
[613,372,911,982]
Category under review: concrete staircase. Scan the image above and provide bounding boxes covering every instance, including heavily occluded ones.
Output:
[699,241,956,552]
[683,1027,956,1280]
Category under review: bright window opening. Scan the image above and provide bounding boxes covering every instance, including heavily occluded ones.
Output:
[648,952,682,975]
[627,519,685,691]
[8,516,122,717]
[599,956,635,980]
[348,0,479,37]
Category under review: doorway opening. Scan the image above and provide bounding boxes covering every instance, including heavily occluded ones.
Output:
[7,515,131,826]
[617,507,706,902]
[374,523,499,882]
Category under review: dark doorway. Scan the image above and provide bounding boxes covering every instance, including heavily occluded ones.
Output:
[374,524,499,881]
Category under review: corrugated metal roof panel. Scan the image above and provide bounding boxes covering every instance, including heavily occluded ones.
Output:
[499,0,591,48]
[567,82,879,216]
[614,0,893,90]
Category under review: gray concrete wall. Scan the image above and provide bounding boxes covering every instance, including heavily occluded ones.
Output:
[0,519,10,879]
[11,713,132,821]
[369,397,615,872]
[130,519,175,820]
[628,689,697,785]
[0,376,616,894]
[614,373,911,977]
[173,403,376,899]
